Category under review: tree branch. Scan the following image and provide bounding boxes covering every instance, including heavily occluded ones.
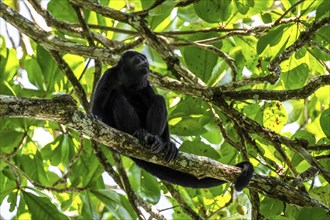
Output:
[217,75,330,101]
[148,72,330,184]
[268,16,330,72]
[0,2,117,64]
[0,95,329,211]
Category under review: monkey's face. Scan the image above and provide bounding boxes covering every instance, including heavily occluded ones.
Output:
[119,51,149,90]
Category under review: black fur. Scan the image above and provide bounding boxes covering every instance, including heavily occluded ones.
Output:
[91,51,253,190]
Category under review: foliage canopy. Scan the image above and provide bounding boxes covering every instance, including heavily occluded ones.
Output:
[0,0,329,219]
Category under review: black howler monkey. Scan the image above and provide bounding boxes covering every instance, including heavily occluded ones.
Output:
[91,51,253,191]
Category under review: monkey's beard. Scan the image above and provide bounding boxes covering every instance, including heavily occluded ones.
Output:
[127,75,148,91]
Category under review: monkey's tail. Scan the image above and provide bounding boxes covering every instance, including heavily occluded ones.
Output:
[133,159,253,190]
[233,161,254,191]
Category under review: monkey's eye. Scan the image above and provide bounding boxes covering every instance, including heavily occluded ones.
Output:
[133,58,140,65]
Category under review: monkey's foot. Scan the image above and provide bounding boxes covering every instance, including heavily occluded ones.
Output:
[133,129,165,153]
[164,142,178,162]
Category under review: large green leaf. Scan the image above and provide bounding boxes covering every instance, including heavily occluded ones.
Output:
[69,147,103,187]
[262,102,288,133]
[17,151,49,185]
[316,0,330,19]
[310,185,330,207]
[48,0,77,23]
[281,63,309,90]
[179,140,220,160]
[260,197,284,218]
[194,0,233,23]
[0,168,16,204]
[320,108,330,138]
[169,97,211,136]
[181,33,221,82]
[296,207,328,220]
[0,42,19,95]
[148,1,177,30]
[36,46,64,92]
[257,25,288,55]
[22,191,68,220]
[91,189,137,220]
[24,57,45,90]
[292,130,316,146]
[177,4,202,23]
[128,162,161,204]
[234,0,253,15]
[0,118,25,154]
[81,192,99,220]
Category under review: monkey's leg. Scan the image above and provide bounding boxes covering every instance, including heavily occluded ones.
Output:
[145,95,178,161]
[145,95,167,135]
[113,95,141,135]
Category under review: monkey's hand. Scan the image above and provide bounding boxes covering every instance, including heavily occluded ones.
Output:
[164,142,178,162]
[133,129,165,153]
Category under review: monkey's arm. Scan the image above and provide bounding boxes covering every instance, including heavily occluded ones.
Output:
[90,69,113,119]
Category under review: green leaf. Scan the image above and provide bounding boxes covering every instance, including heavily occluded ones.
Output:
[70,149,103,187]
[128,163,160,204]
[17,149,49,185]
[316,0,330,19]
[179,140,220,160]
[292,130,316,145]
[112,22,134,41]
[109,0,125,10]
[169,97,211,136]
[182,33,221,82]
[263,102,288,133]
[261,13,272,23]
[169,116,207,136]
[177,5,202,23]
[140,169,161,204]
[243,104,262,120]
[91,189,137,220]
[260,197,284,217]
[296,207,328,220]
[0,123,25,154]
[294,48,307,59]
[320,108,330,138]
[283,204,299,219]
[24,57,45,90]
[148,1,177,30]
[0,169,16,204]
[41,135,62,166]
[310,185,330,207]
[219,142,238,164]
[284,100,304,123]
[48,0,77,23]
[140,0,154,10]
[234,0,251,15]
[194,0,233,23]
[0,46,19,89]
[36,46,63,92]
[22,191,68,220]
[281,63,309,90]
[257,25,286,55]
[81,192,99,220]
[245,0,273,15]
[203,122,223,144]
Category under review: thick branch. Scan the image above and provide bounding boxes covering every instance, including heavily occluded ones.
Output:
[0,2,117,64]
[0,95,329,211]
[149,72,330,184]
[217,75,330,101]
[70,0,207,87]
[211,97,330,184]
